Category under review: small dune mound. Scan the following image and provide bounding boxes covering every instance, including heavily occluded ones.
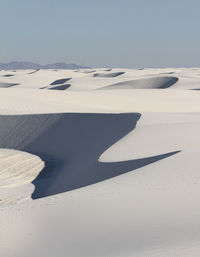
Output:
[0,82,19,88]
[101,76,179,90]
[160,72,175,75]
[40,84,71,90]
[48,84,71,90]
[81,70,96,74]
[104,69,112,72]
[3,74,14,77]
[93,72,125,78]
[0,149,44,187]
[28,69,40,74]
[50,78,71,85]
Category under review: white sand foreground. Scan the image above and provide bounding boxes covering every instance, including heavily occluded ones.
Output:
[1,68,200,257]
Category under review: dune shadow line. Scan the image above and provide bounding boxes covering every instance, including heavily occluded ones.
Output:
[50,78,71,85]
[49,84,71,90]
[0,113,180,199]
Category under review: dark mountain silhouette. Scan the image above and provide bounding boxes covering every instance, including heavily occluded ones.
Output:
[0,61,89,70]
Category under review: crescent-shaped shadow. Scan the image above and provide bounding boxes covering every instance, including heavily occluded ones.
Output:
[0,113,180,199]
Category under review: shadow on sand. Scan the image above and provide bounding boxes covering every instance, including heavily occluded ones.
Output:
[49,84,71,90]
[50,78,71,85]
[0,113,180,199]
[100,76,179,90]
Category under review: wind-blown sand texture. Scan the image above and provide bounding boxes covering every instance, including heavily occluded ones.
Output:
[1,68,200,257]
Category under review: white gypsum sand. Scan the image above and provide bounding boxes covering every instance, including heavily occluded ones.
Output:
[0,68,200,257]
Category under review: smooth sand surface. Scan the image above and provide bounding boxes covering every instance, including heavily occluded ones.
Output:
[1,68,200,257]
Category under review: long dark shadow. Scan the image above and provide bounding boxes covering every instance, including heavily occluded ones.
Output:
[0,113,180,199]
[28,69,40,74]
[93,72,125,78]
[49,84,71,90]
[50,78,71,85]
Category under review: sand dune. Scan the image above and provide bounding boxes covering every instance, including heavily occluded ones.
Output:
[48,84,71,90]
[3,74,14,77]
[28,69,40,74]
[0,68,200,91]
[50,78,71,85]
[0,148,44,206]
[93,71,125,78]
[0,149,44,187]
[38,77,72,90]
[0,112,180,199]
[160,72,175,75]
[41,84,71,90]
[101,76,179,90]
[81,70,96,73]
[0,82,19,88]
[1,68,200,257]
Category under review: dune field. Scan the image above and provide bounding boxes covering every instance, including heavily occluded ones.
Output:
[1,68,200,257]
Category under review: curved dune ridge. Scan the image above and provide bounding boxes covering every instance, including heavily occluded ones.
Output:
[160,72,175,75]
[81,70,96,73]
[50,78,71,85]
[0,148,44,187]
[0,113,180,199]
[93,72,125,78]
[100,76,179,90]
[0,82,19,88]
[41,84,71,90]
[28,69,40,74]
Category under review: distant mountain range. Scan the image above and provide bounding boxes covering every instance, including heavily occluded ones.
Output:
[0,61,90,70]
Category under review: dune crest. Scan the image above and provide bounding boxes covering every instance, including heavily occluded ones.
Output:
[0,149,44,187]
[0,82,19,88]
[93,71,125,78]
[0,112,180,199]
[50,78,71,85]
[48,84,71,90]
[101,76,179,90]
[0,149,44,206]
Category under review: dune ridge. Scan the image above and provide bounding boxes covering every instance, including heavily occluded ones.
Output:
[0,82,19,88]
[48,84,71,90]
[93,71,125,78]
[0,113,179,199]
[50,78,71,85]
[0,149,44,187]
[101,76,179,90]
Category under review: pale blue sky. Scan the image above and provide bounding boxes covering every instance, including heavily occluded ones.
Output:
[1,0,200,67]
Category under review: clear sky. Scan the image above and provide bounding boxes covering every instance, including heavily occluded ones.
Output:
[1,0,200,68]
